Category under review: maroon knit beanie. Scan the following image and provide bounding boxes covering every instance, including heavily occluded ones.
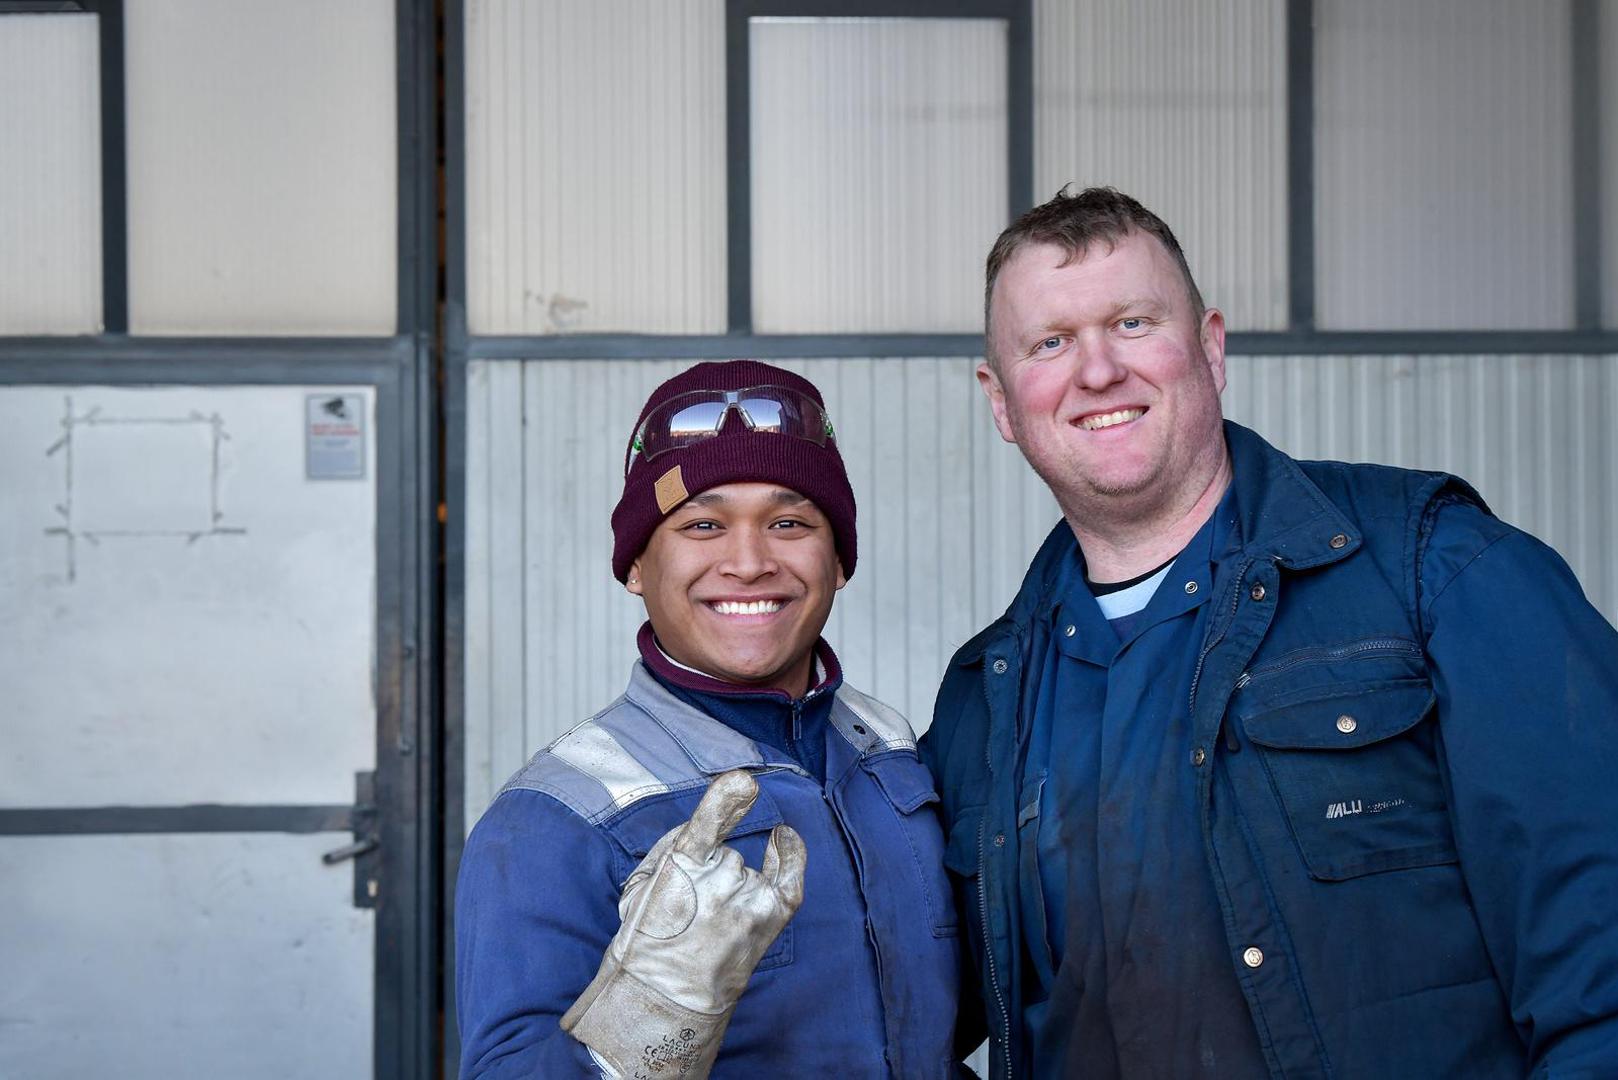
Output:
[611,360,857,582]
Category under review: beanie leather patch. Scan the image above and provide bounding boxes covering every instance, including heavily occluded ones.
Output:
[654,465,689,514]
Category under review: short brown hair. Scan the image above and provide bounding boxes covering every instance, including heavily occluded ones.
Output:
[984,186,1204,360]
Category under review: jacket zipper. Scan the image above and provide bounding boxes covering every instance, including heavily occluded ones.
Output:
[1187,556,1257,717]
[791,683,826,748]
[1232,637,1422,690]
[978,812,1012,1078]
[974,653,1014,1077]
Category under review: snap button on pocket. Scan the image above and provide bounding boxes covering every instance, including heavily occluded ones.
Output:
[1336,714,1357,734]
[1250,582,1267,601]
[1243,947,1264,968]
[992,659,1008,674]
[1191,746,1206,767]
[1184,580,1198,595]
[1329,533,1349,549]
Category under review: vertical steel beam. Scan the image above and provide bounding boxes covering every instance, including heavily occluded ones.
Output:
[1286,0,1316,332]
[85,0,127,332]
[726,3,755,335]
[1572,0,1602,330]
[1007,0,1034,219]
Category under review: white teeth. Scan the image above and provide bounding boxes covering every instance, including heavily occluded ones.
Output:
[1078,408,1144,431]
[711,599,783,615]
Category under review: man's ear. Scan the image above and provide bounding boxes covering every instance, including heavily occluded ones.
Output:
[626,559,645,596]
[835,562,847,591]
[1199,307,1227,394]
[976,360,1018,444]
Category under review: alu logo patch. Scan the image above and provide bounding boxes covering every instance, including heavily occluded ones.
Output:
[1325,796,1407,820]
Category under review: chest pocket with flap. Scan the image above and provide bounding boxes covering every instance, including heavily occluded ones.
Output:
[1239,658,1457,881]
[863,751,959,936]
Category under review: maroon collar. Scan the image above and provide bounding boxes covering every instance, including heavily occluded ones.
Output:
[635,621,843,702]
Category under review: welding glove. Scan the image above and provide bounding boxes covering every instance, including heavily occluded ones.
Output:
[560,769,808,1079]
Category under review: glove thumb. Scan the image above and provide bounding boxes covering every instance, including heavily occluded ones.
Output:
[760,824,807,912]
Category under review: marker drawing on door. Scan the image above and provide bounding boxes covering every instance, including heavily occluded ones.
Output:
[43,394,247,583]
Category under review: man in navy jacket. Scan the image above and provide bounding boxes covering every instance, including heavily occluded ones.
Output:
[456,361,961,1077]
[920,187,1618,1078]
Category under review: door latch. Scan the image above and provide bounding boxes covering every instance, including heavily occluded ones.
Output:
[320,770,379,908]
[321,837,379,864]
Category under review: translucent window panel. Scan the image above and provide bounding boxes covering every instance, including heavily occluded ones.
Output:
[125,0,396,335]
[1316,0,1574,330]
[750,19,1008,334]
[1034,0,1288,331]
[0,834,371,1080]
[0,387,376,808]
[464,0,727,335]
[0,14,102,335]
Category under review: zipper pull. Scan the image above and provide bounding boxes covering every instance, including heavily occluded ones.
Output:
[1234,671,1251,689]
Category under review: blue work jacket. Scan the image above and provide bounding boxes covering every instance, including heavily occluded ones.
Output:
[456,662,961,1078]
[920,422,1618,1079]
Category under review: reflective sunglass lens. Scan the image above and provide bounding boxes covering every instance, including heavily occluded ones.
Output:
[736,397,786,433]
[634,385,831,466]
[665,400,729,439]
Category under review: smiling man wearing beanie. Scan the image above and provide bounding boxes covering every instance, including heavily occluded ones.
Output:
[455,361,962,1078]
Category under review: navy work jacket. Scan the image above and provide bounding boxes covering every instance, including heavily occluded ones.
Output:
[456,663,961,1078]
[920,422,1618,1079]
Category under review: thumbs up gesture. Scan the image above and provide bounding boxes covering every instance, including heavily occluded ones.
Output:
[562,771,808,1078]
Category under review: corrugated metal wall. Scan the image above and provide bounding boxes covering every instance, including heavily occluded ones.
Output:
[0,13,102,335]
[749,18,1007,333]
[463,354,1618,818]
[1033,0,1288,331]
[1314,0,1574,330]
[463,0,728,334]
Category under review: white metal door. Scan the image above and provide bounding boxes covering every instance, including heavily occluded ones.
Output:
[0,385,379,1079]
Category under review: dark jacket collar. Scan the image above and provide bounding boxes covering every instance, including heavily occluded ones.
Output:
[1221,421,1361,570]
[959,421,1361,664]
[635,621,843,702]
